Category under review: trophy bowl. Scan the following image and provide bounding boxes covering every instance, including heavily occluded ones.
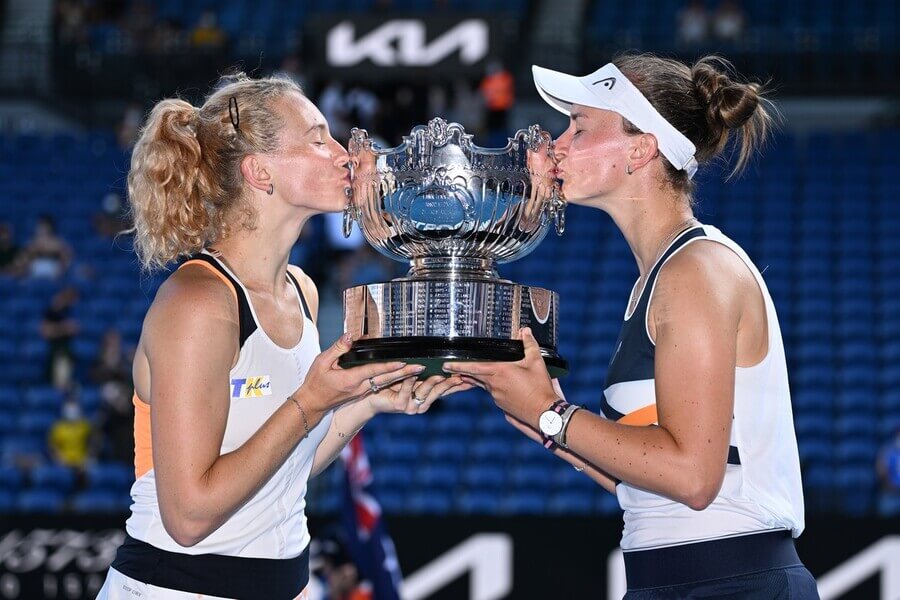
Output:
[338,117,568,378]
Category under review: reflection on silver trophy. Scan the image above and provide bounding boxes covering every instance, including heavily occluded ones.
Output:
[339,117,568,377]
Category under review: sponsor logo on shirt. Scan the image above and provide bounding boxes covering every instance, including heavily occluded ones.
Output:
[230,376,272,398]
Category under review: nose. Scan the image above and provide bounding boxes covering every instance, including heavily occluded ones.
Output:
[554,130,571,162]
[332,141,350,170]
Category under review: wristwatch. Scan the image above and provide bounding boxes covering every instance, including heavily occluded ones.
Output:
[539,399,569,448]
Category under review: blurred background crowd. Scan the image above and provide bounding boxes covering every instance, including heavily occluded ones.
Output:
[0,0,899,597]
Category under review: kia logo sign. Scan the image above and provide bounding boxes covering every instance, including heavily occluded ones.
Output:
[326,19,490,68]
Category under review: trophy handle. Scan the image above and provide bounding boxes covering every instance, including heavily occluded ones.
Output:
[342,200,358,238]
[549,189,567,236]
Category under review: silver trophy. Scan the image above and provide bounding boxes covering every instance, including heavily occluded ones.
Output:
[339,118,568,377]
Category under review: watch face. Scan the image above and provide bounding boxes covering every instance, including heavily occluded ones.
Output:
[540,411,563,436]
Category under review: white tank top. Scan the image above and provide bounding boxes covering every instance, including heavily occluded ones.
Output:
[126,249,332,558]
[602,224,805,550]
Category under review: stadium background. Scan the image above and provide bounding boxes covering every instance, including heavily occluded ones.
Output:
[0,0,899,598]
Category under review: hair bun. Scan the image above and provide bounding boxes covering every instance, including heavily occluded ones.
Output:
[692,58,760,131]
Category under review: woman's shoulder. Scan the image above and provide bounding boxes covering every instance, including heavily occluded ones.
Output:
[147,263,240,327]
[654,238,756,314]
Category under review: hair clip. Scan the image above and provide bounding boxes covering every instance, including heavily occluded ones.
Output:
[228,96,240,132]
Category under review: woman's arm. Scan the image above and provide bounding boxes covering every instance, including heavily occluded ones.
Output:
[447,243,744,509]
[549,245,742,509]
[145,268,421,547]
[310,374,472,477]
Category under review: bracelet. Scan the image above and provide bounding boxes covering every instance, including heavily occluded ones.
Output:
[289,394,310,438]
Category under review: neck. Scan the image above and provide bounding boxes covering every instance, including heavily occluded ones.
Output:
[602,183,695,277]
[210,201,312,294]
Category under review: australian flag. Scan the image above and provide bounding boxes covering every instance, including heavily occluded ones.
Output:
[340,434,403,600]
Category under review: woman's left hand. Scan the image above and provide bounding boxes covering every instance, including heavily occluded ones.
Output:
[443,327,557,425]
[369,374,473,415]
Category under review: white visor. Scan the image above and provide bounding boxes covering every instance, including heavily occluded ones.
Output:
[533,63,699,179]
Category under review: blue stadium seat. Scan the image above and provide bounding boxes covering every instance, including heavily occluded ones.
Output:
[377,490,406,514]
[510,465,553,490]
[457,490,502,514]
[423,439,467,461]
[71,490,131,513]
[877,492,900,517]
[0,434,46,464]
[25,386,64,410]
[470,439,515,461]
[16,489,65,512]
[501,492,546,514]
[85,462,134,491]
[548,491,594,514]
[416,464,461,489]
[31,465,76,493]
[17,411,58,435]
[0,466,24,491]
[407,491,453,514]
[463,465,508,490]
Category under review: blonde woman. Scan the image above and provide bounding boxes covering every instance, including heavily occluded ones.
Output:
[447,54,819,598]
[97,73,470,600]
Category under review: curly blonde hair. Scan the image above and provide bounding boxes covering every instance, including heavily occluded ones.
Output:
[127,73,303,271]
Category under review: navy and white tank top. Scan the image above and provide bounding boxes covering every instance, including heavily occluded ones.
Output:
[601,224,805,550]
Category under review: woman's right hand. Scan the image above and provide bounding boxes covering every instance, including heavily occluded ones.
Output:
[295,333,426,414]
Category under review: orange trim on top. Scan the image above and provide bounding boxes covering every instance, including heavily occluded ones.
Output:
[179,259,239,304]
[618,404,659,426]
[133,393,153,479]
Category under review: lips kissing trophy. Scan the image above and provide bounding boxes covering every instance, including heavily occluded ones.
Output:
[339,117,568,378]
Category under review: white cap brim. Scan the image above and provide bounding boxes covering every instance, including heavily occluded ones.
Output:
[532,65,602,117]
[531,63,699,179]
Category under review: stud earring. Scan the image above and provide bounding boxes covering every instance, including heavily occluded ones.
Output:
[625,164,633,175]
[267,184,274,195]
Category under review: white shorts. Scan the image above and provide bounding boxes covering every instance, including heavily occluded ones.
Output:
[96,567,309,600]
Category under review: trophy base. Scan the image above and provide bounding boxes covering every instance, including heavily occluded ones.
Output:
[338,336,569,379]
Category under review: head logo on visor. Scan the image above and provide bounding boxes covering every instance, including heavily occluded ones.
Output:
[533,63,698,179]
[592,77,616,91]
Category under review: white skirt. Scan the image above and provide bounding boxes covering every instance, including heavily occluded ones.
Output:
[96,567,310,600]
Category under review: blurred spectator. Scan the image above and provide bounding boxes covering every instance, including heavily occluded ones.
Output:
[190,9,226,48]
[276,54,309,93]
[877,429,900,491]
[55,0,89,44]
[311,534,373,600]
[40,287,80,390]
[324,212,367,292]
[428,84,449,119]
[147,17,187,54]
[479,59,515,145]
[48,395,93,469]
[120,0,157,51]
[320,81,352,143]
[0,221,21,275]
[93,380,135,464]
[677,0,709,46]
[17,215,73,279]
[345,87,381,133]
[117,102,144,149]
[93,191,131,237]
[712,0,746,43]
[448,79,484,134]
[91,329,131,387]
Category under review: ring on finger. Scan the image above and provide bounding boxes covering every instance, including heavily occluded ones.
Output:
[413,393,425,406]
[369,377,380,394]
